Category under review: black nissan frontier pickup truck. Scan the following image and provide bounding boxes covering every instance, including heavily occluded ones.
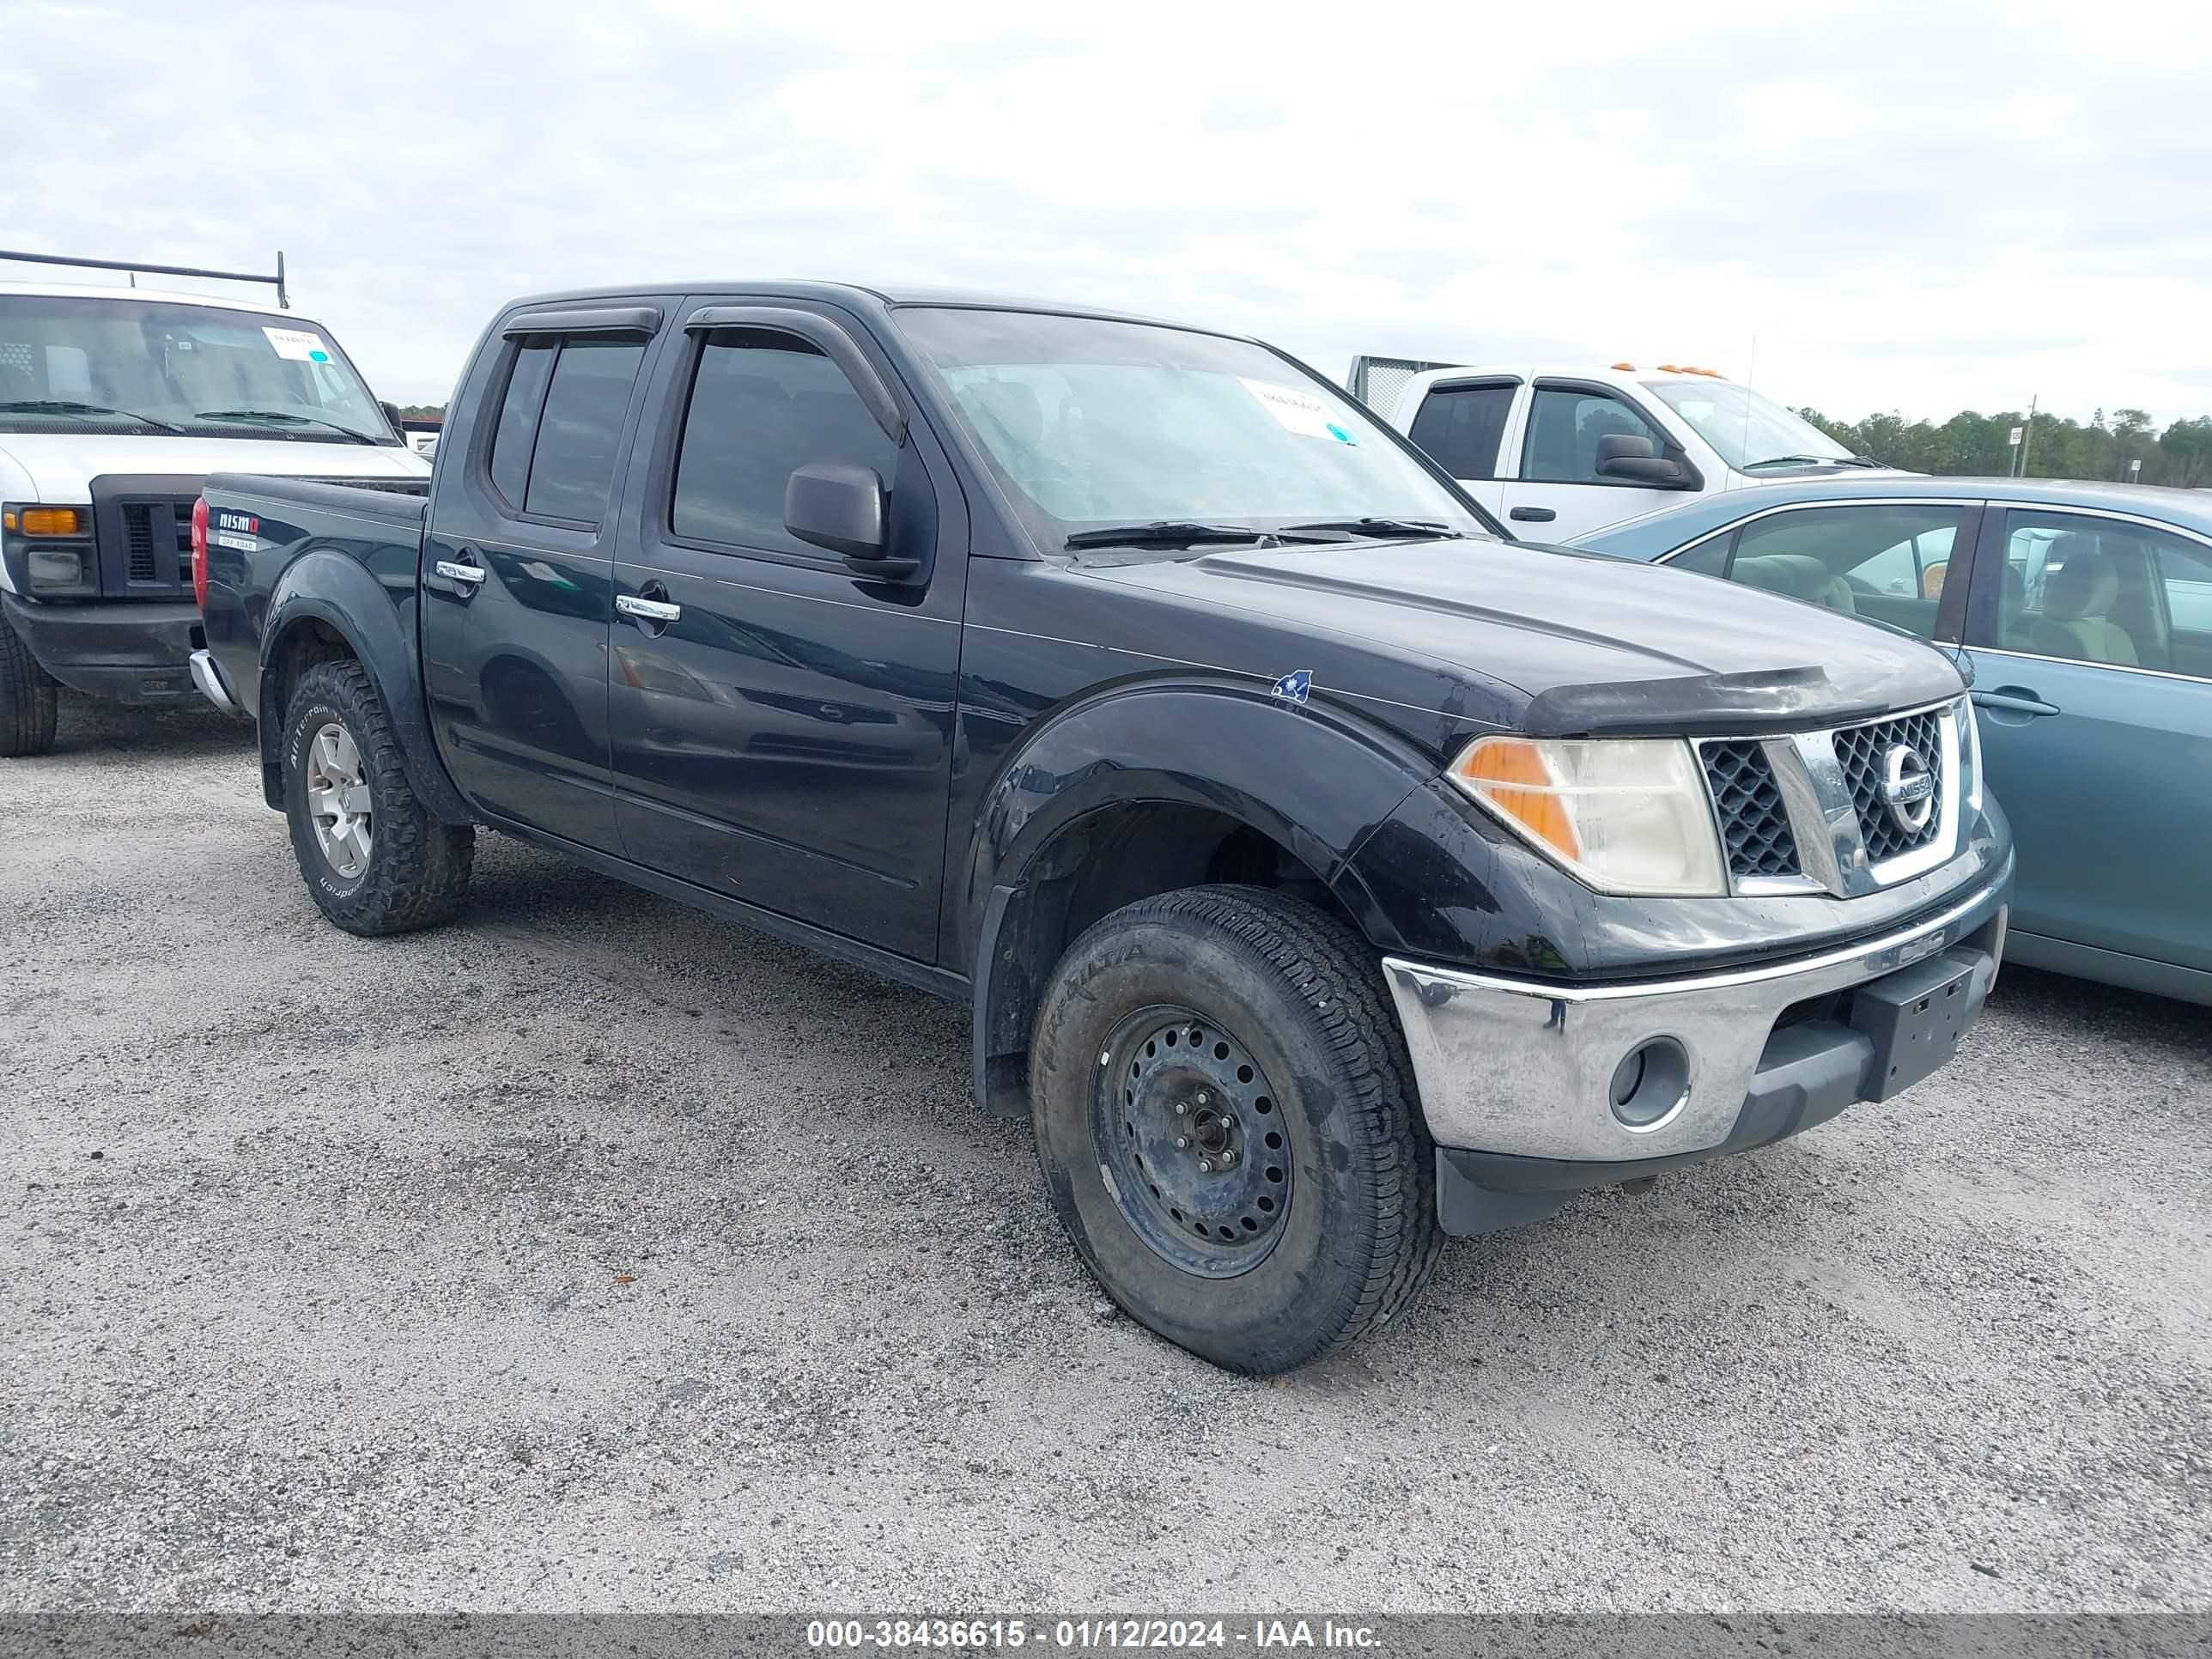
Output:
[195,282,2013,1374]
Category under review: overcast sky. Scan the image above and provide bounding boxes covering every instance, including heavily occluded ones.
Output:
[7,0,2209,426]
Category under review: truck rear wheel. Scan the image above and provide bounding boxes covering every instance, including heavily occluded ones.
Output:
[0,614,59,757]
[1030,885,1443,1374]
[281,660,473,936]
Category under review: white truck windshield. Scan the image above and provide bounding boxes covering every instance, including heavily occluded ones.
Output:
[1644,378,1855,472]
[896,307,1492,550]
[0,295,397,444]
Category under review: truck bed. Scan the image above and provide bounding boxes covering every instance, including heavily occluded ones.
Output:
[197,471,434,739]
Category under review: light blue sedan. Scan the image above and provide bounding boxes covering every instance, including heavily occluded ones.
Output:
[1571,477,2212,1005]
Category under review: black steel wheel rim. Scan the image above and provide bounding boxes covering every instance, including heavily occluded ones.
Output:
[1090,1004,1293,1279]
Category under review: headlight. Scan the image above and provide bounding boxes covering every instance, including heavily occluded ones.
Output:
[3,501,99,597]
[27,544,92,592]
[1446,734,1726,896]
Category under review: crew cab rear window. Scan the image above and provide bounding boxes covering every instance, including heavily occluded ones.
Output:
[1407,382,1514,480]
[670,327,898,558]
[486,337,646,526]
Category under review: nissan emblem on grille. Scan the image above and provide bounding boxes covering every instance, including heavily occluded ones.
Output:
[1698,704,1956,894]
[1881,744,1936,835]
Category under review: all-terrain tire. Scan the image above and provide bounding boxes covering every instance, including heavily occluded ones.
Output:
[1030,884,1443,1374]
[282,659,473,936]
[0,615,59,757]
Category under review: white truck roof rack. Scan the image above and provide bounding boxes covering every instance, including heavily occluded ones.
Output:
[0,247,289,309]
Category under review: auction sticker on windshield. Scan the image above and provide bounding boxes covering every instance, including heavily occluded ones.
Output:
[263,326,333,364]
[1240,378,1357,443]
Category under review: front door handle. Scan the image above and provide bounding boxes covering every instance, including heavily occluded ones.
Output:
[617,592,682,624]
[1972,686,2059,718]
[434,556,486,586]
[1509,506,1558,523]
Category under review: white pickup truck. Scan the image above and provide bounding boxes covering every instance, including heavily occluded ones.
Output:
[1358,359,1902,543]
[0,251,430,756]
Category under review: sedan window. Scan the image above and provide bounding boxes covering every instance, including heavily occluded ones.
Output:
[1983,510,2212,676]
[1669,504,1969,639]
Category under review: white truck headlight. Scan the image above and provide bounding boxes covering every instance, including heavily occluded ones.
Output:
[1445,735,1727,897]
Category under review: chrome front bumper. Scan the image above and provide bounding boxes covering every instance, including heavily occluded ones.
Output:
[1382,871,2010,1165]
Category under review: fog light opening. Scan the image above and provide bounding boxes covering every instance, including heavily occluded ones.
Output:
[1608,1037,1689,1130]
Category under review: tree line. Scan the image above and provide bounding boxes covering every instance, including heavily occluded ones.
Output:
[1796,404,2212,489]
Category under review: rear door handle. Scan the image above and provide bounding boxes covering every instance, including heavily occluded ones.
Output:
[1509,506,1557,523]
[617,593,682,623]
[1972,687,2059,717]
[434,557,486,586]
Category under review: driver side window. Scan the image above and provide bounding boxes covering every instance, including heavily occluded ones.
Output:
[670,327,901,559]
[1522,386,1668,484]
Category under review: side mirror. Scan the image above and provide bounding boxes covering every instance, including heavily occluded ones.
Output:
[379,400,405,434]
[786,464,914,577]
[1595,433,1688,486]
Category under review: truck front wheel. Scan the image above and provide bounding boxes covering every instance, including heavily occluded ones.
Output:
[281,660,473,936]
[1030,885,1443,1374]
[0,615,59,757]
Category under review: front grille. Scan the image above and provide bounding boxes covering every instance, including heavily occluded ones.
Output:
[1835,709,1945,864]
[119,499,193,586]
[1701,740,1799,878]
[1697,702,1956,894]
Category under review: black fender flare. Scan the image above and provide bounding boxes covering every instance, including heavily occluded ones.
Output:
[958,677,1443,1113]
[258,550,473,824]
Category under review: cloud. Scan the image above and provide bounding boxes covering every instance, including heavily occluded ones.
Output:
[3,0,2205,426]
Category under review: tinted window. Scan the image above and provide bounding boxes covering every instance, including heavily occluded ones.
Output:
[1522,387,1669,483]
[521,341,646,524]
[671,329,900,557]
[1723,505,1968,637]
[488,343,556,509]
[1407,383,1514,480]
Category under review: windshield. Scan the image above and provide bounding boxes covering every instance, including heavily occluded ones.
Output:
[1643,378,1854,471]
[0,295,398,443]
[893,307,1496,550]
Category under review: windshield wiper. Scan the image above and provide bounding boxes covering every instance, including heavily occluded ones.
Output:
[1741,453,1882,471]
[1278,517,1464,541]
[194,409,378,444]
[1065,521,1285,550]
[0,398,186,434]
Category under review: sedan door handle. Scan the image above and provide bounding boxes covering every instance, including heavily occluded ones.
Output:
[434,559,486,585]
[617,593,682,623]
[1509,506,1558,523]
[1972,687,2059,718]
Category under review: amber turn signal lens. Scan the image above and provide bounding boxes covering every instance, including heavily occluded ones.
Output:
[1449,738,1583,862]
[17,506,88,536]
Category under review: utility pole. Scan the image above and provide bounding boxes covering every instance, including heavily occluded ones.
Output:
[2018,393,2039,477]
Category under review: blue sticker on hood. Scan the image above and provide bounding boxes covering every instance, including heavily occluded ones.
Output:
[1269,668,1313,704]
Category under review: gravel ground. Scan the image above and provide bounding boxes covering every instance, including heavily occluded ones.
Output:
[2,694,2208,1614]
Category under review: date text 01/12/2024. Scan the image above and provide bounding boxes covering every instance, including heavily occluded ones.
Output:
[804,1618,1382,1649]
